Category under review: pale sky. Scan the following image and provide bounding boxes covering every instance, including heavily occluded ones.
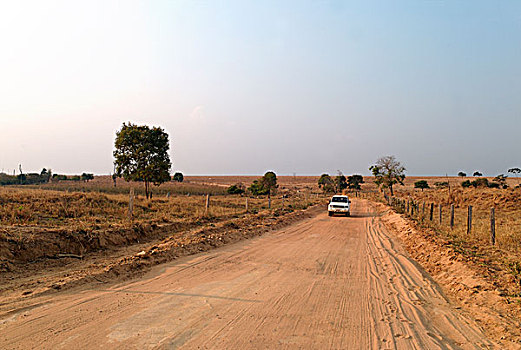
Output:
[1,1,520,176]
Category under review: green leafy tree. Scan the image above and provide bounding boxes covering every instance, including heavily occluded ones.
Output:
[249,171,278,197]
[369,156,406,196]
[173,172,184,182]
[53,174,68,181]
[347,174,364,190]
[40,168,52,183]
[81,173,94,182]
[334,171,348,193]
[414,180,429,191]
[261,171,278,198]
[249,180,267,195]
[473,171,482,177]
[458,171,467,178]
[113,122,172,199]
[318,174,335,193]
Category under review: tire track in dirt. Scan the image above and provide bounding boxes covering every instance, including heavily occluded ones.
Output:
[0,200,494,349]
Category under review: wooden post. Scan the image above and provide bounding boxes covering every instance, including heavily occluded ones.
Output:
[205,194,210,215]
[450,204,455,229]
[430,203,434,221]
[467,205,472,234]
[129,187,134,220]
[490,207,496,245]
[411,201,414,216]
[438,204,442,225]
[268,195,271,209]
[282,196,285,208]
[245,197,249,213]
[407,200,410,215]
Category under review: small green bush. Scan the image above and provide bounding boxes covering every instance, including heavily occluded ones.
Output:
[227,184,245,195]
[471,178,489,188]
[461,180,472,188]
[173,172,184,182]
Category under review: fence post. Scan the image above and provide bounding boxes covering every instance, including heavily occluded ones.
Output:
[467,205,473,234]
[268,195,271,209]
[422,202,425,221]
[450,204,455,229]
[430,203,434,221]
[411,201,414,216]
[407,200,410,215]
[129,187,134,220]
[282,196,285,208]
[439,204,442,225]
[490,207,496,245]
[205,194,210,215]
[245,197,249,213]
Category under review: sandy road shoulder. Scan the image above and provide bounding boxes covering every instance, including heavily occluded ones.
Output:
[373,199,521,348]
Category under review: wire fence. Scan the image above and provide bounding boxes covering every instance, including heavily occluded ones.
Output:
[360,191,521,254]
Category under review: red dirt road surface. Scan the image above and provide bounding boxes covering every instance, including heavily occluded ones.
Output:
[0,200,493,349]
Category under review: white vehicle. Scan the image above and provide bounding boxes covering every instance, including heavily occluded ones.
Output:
[328,195,351,217]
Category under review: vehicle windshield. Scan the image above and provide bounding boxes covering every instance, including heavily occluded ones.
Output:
[331,197,348,203]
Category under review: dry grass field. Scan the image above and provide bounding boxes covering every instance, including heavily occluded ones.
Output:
[386,176,521,252]
[2,174,521,295]
[0,176,325,268]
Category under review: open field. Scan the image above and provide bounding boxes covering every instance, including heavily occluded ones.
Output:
[1,177,325,265]
[3,174,521,267]
[2,200,509,349]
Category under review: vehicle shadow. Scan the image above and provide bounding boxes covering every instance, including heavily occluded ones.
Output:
[328,212,376,218]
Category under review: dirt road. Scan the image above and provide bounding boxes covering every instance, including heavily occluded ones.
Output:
[0,200,493,349]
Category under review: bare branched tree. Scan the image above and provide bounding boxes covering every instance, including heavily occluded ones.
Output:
[369,156,406,196]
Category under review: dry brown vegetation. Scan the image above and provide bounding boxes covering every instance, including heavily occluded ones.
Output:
[0,176,325,270]
[365,176,521,299]
[4,174,521,299]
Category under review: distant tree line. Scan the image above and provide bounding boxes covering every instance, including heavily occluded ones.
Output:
[0,168,94,186]
[412,167,521,191]
[455,168,521,189]
[225,172,278,196]
[318,172,364,193]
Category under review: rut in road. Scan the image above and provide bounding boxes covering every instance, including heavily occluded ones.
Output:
[0,200,493,349]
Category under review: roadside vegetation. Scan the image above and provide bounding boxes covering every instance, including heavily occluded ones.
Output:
[365,165,521,299]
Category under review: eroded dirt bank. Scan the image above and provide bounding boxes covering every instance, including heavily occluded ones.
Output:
[376,201,521,347]
[0,200,496,349]
[0,205,322,309]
